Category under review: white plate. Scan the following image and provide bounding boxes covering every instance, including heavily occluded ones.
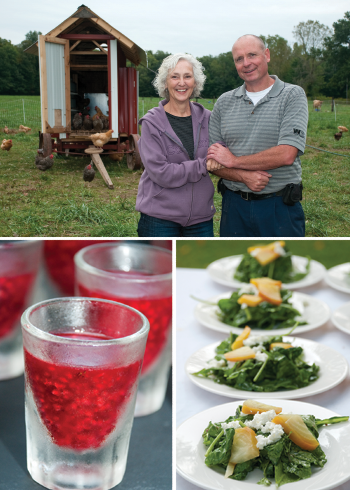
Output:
[194,291,331,336]
[207,255,326,290]
[185,336,348,399]
[176,399,350,490]
[332,302,350,335]
[325,263,350,294]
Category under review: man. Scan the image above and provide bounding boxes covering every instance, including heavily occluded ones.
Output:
[207,34,308,237]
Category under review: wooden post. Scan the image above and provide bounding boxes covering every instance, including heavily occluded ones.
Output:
[85,147,114,189]
[331,98,334,112]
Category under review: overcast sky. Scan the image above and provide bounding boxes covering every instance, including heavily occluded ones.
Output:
[2,0,348,57]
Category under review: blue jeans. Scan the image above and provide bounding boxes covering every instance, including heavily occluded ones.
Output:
[138,213,214,237]
[220,190,305,237]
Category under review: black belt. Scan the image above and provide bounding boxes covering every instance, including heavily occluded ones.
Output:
[232,188,285,201]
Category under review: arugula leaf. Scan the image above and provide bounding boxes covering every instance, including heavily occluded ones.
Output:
[234,247,311,284]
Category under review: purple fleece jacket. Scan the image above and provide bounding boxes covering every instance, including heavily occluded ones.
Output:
[135,100,216,227]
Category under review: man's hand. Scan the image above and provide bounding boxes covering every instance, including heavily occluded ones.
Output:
[207,158,225,171]
[239,170,272,192]
[207,144,236,168]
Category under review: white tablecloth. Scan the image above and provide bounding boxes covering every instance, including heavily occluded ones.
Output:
[176,267,350,490]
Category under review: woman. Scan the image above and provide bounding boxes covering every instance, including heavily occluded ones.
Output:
[136,53,215,237]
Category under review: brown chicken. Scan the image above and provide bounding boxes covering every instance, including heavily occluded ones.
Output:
[4,126,9,134]
[19,125,31,133]
[93,116,103,132]
[73,113,83,130]
[35,153,54,171]
[1,139,12,151]
[90,129,114,148]
[334,132,342,141]
[83,115,93,130]
[83,163,95,182]
[93,105,106,119]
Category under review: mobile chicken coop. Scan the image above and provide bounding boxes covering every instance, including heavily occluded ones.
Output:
[26,4,146,175]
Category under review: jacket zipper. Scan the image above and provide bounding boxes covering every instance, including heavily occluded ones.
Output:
[185,122,202,226]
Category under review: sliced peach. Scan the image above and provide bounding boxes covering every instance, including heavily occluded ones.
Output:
[250,277,282,288]
[272,414,319,451]
[229,427,259,464]
[224,346,255,362]
[269,343,292,350]
[237,295,263,307]
[247,241,285,254]
[242,399,282,415]
[257,283,282,306]
[231,326,251,350]
[255,249,280,266]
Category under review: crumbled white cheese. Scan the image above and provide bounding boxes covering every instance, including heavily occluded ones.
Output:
[256,424,284,449]
[241,303,248,309]
[273,242,286,256]
[221,420,241,430]
[206,359,226,369]
[250,248,261,257]
[238,283,259,296]
[243,335,271,347]
[245,410,277,430]
[255,351,268,362]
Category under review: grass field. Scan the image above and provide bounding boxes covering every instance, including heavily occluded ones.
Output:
[176,239,350,269]
[0,96,349,237]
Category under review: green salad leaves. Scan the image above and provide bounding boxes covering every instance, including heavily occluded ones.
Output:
[217,289,306,330]
[193,333,319,392]
[234,247,311,284]
[202,405,348,487]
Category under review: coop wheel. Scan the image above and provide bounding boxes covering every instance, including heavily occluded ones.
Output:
[127,134,143,170]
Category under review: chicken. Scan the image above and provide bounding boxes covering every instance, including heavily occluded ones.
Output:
[334,132,342,141]
[19,125,31,133]
[1,139,12,151]
[83,115,93,130]
[83,163,95,182]
[90,129,114,148]
[101,115,109,130]
[4,126,9,134]
[35,153,54,171]
[334,126,348,140]
[93,116,103,132]
[72,112,83,130]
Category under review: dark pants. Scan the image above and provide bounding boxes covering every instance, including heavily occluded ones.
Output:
[138,213,214,237]
[220,190,305,237]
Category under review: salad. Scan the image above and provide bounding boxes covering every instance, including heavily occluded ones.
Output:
[192,328,319,392]
[202,399,348,487]
[214,278,306,330]
[234,241,311,284]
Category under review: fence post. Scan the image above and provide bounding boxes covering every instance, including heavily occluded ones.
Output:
[22,99,25,123]
[331,98,334,112]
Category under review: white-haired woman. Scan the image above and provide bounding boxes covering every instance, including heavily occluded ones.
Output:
[136,53,216,237]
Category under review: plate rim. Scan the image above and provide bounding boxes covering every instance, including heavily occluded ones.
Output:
[194,290,331,336]
[332,300,350,334]
[185,336,349,400]
[325,263,350,294]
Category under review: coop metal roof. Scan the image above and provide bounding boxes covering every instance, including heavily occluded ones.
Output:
[25,5,147,66]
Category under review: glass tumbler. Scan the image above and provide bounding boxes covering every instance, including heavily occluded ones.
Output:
[21,297,149,490]
[0,240,42,380]
[74,242,172,416]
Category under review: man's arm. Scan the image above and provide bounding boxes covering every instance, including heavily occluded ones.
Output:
[207,159,272,193]
[206,143,298,171]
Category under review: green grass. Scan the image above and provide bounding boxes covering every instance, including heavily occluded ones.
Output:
[0,96,350,237]
[176,239,350,269]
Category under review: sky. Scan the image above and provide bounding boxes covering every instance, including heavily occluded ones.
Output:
[2,0,349,57]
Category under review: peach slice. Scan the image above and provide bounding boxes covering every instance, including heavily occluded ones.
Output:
[269,343,292,350]
[237,295,263,307]
[271,414,319,451]
[224,346,256,362]
[229,427,260,464]
[257,282,282,306]
[250,277,282,288]
[231,326,251,350]
[248,241,285,253]
[242,399,282,415]
[255,249,280,266]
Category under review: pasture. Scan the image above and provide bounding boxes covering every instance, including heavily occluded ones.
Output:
[0,96,349,237]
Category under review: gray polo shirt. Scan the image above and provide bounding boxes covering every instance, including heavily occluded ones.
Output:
[209,75,308,194]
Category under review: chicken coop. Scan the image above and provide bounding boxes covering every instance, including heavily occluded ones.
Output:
[25,4,146,171]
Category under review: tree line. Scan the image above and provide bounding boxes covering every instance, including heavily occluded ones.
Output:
[0,12,349,99]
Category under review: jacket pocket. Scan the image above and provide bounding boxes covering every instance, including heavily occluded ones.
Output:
[150,186,192,221]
